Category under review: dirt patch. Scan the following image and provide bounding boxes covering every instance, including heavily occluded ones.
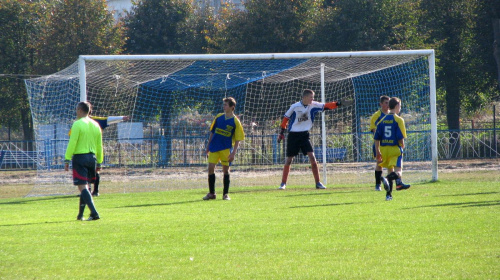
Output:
[1,158,498,186]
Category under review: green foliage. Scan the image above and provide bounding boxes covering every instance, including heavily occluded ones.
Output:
[0,172,498,278]
[0,0,47,139]
[38,0,125,72]
[0,0,124,139]
[181,5,217,54]
[307,0,426,51]
[123,0,192,54]
[420,0,499,126]
[209,0,322,53]
[2,0,499,139]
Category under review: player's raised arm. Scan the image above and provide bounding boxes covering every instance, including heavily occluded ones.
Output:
[324,99,354,110]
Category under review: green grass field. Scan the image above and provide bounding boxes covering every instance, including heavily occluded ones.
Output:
[0,171,499,279]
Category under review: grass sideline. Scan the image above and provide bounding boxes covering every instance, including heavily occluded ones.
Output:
[0,171,499,279]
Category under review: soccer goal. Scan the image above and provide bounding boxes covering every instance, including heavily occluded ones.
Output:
[25,50,437,196]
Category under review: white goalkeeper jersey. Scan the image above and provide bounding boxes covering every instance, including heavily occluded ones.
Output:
[284,101,325,132]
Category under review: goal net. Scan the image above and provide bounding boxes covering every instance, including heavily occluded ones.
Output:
[25,51,437,196]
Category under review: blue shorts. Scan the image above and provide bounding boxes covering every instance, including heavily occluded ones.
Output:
[72,153,97,185]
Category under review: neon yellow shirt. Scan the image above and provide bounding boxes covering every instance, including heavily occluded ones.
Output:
[65,116,103,164]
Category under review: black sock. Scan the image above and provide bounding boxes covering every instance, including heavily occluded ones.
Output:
[93,173,100,193]
[375,171,382,184]
[223,173,230,195]
[78,195,85,217]
[208,174,216,194]
[387,172,399,181]
[80,188,98,216]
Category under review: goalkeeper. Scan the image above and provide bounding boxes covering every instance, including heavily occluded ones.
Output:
[88,115,129,196]
[277,89,353,190]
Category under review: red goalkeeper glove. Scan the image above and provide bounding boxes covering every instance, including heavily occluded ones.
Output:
[277,129,285,143]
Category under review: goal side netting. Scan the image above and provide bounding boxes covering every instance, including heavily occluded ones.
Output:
[25,51,437,196]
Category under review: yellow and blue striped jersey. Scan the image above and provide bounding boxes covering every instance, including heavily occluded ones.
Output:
[374,113,407,147]
[208,113,245,153]
[369,110,387,133]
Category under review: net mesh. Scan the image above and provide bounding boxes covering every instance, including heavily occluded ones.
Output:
[25,53,433,196]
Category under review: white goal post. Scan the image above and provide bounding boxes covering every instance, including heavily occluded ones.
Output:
[26,50,437,196]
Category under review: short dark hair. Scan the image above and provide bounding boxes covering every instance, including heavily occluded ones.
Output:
[389,97,401,109]
[380,95,390,103]
[77,101,92,114]
[302,89,315,97]
[224,97,236,110]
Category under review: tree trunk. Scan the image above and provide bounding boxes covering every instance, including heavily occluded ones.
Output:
[493,18,500,89]
[21,108,33,142]
[444,72,461,159]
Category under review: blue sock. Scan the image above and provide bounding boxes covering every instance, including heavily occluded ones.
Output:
[80,188,98,216]
[78,195,85,217]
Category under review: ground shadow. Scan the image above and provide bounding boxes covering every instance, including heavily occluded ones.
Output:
[403,200,500,210]
[290,202,361,208]
[0,195,75,205]
[0,220,76,227]
[436,192,499,197]
[116,200,204,208]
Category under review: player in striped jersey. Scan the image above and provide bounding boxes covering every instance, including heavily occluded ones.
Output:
[89,115,129,196]
[203,97,245,201]
[374,97,411,201]
[369,96,390,191]
[277,89,352,190]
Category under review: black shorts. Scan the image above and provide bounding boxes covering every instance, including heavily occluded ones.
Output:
[286,131,314,157]
[72,153,97,186]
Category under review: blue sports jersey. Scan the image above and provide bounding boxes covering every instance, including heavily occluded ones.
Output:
[208,113,245,153]
[374,113,407,146]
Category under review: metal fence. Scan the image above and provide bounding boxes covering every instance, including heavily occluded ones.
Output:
[1,128,498,170]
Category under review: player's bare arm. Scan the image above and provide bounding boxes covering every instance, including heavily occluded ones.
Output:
[228,140,240,162]
[206,132,214,156]
[375,140,383,163]
[399,139,405,149]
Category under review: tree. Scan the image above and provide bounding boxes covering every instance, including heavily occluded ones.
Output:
[421,0,499,127]
[181,4,217,54]
[0,0,47,141]
[38,0,125,72]
[488,0,500,88]
[419,0,499,158]
[123,0,192,54]
[209,0,321,53]
[306,0,427,52]
[0,0,124,140]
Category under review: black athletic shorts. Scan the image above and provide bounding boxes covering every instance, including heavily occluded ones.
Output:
[286,131,313,157]
[72,153,97,186]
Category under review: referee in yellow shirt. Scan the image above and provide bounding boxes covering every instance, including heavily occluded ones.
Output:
[65,102,103,221]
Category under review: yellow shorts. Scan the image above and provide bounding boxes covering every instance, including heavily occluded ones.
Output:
[208,149,230,166]
[378,146,403,169]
